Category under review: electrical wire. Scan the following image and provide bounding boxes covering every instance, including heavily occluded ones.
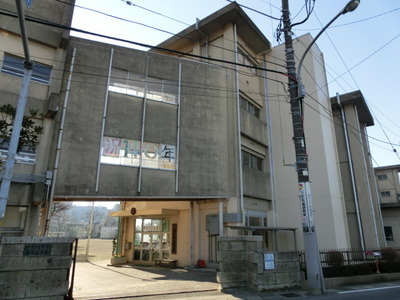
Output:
[120,0,191,26]
[225,0,281,20]
[0,8,291,81]
[297,7,400,31]
[56,0,288,71]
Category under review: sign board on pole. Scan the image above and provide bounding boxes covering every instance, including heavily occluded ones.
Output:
[25,0,33,8]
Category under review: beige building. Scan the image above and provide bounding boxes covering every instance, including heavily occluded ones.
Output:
[0,0,74,236]
[331,91,385,250]
[0,1,386,268]
[375,164,400,247]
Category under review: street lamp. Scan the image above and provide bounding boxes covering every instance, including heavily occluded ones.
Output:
[281,0,360,295]
[297,0,360,97]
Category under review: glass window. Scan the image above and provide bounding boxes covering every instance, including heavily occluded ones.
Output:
[378,174,388,181]
[109,69,178,104]
[100,136,176,170]
[239,95,260,118]
[237,48,257,74]
[242,150,263,171]
[0,139,36,164]
[381,191,391,198]
[1,53,52,84]
[384,226,394,241]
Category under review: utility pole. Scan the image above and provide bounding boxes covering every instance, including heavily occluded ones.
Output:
[281,0,324,294]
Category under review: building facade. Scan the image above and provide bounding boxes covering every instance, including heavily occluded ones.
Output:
[0,2,387,267]
[0,0,74,236]
[331,91,385,250]
[375,164,400,247]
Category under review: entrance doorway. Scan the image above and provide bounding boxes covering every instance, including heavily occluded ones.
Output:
[133,218,170,262]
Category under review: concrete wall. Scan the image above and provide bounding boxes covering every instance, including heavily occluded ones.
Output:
[217,236,300,291]
[0,236,75,299]
[266,34,350,250]
[53,37,237,199]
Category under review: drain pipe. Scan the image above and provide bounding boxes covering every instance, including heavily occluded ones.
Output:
[233,24,245,225]
[263,54,277,228]
[43,48,77,235]
[336,93,365,251]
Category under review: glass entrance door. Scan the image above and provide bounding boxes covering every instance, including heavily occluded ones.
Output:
[133,218,170,262]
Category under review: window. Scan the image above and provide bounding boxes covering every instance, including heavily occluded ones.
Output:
[240,95,260,118]
[237,47,257,74]
[384,226,394,241]
[378,174,388,181]
[381,191,391,198]
[109,69,178,104]
[0,139,36,164]
[1,53,52,84]
[242,150,263,171]
[101,136,176,170]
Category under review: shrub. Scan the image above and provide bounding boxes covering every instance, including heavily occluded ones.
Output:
[380,248,400,263]
[326,250,344,268]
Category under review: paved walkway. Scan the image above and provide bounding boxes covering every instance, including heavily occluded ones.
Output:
[73,260,224,299]
[71,260,400,300]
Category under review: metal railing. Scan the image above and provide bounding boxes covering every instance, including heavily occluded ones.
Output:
[299,247,400,268]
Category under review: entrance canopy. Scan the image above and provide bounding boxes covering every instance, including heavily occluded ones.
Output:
[227,225,298,251]
[109,208,179,217]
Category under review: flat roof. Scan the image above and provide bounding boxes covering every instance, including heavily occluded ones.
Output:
[331,90,374,126]
[374,164,400,171]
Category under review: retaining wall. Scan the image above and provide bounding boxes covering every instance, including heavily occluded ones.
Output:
[217,236,301,292]
[0,236,75,299]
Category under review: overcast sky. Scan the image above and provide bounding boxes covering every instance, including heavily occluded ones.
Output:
[71,0,400,168]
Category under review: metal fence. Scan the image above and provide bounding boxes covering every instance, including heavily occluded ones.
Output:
[299,247,400,268]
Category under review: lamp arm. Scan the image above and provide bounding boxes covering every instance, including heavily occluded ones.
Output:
[296,10,343,95]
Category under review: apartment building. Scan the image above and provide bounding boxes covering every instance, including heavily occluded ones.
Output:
[375,164,400,247]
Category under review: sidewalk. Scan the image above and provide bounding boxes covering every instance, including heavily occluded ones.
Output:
[72,260,304,300]
[73,260,221,299]
[71,259,400,299]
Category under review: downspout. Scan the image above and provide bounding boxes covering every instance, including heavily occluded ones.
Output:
[263,54,277,228]
[233,24,245,225]
[96,48,114,192]
[336,93,365,251]
[138,54,150,193]
[44,48,77,236]
[175,62,182,193]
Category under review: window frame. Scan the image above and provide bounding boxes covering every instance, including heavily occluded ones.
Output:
[242,149,263,172]
[378,174,388,181]
[380,191,391,198]
[1,53,52,85]
[109,68,179,105]
[240,94,260,118]
[384,226,394,242]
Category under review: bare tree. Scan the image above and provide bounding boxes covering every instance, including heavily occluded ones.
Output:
[49,202,71,236]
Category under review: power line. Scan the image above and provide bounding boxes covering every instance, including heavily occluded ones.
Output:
[57,0,288,70]
[0,8,291,80]
[297,7,400,31]
[120,0,191,26]
[225,0,281,20]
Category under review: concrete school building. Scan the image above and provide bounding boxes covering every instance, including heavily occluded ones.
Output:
[375,164,400,247]
[0,1,385,266]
